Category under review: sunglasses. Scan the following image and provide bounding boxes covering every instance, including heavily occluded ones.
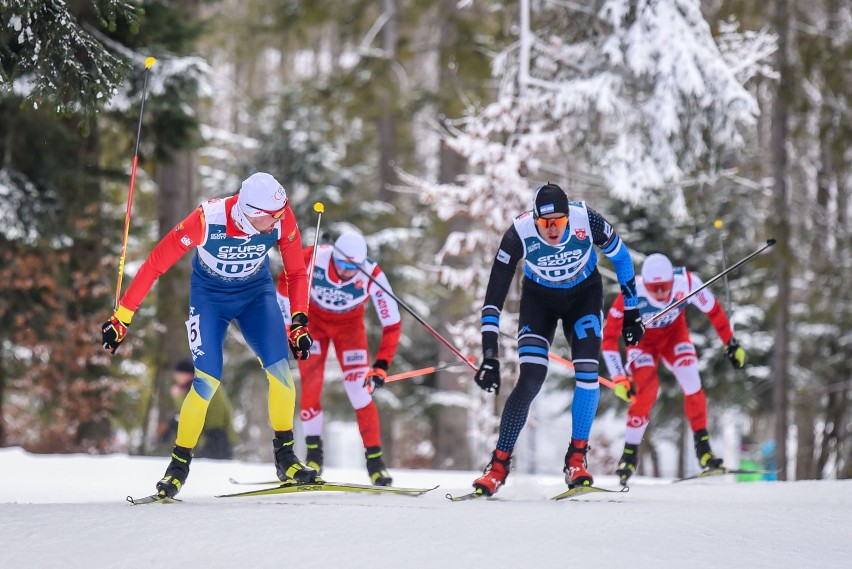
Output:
[335,259,360,271]
[245,200,289,219]
[645,281,673,294]
[535,215,568,229]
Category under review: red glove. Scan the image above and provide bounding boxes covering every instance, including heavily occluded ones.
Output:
[364,360,389,392]
[288,312,313,360]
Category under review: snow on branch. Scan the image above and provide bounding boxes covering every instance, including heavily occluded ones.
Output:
[407,0,775,371]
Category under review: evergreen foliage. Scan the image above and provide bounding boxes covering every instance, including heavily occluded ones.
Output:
[0,0,139,124]
[0,0,847,478]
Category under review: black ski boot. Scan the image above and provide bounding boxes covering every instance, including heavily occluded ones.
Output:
[274,431,320,483]
[615,443,639,486]
[305,435,324,474]
[694,429,724,469]
[366,447,393,486]
[156,446,192,498]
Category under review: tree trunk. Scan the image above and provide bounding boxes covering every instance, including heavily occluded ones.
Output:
[377,0,398,201]
[771,0,792,481]
[816,389,842,479]
[0,348,5,446]
[429,0,474,471]
[140,151,197,454]
[794,393,816,479]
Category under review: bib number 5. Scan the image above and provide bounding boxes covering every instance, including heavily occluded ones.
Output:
[185,314,202,350]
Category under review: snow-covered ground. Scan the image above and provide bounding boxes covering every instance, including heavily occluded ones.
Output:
[0,447,848,569]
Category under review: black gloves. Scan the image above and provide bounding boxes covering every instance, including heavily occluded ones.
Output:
[726,337,745,369]
[474,354,501,395]
[288,311,313,360]
[621,308,645,346]
[102,315,130,354]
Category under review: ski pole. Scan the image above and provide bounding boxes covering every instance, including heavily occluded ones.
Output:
[714,219,733,329]
[114,56,156,310]
[625,239,775,370]
[645,239,774,327]
[305,202,324,314]
[333,244,478,371]
[547,352,616,389]
[497,331,615,389]
[385,359,473,384]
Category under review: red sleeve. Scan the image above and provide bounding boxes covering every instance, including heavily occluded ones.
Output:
[366,264,402,364]
[275,245,312,297]
[276,209,308,315]
[375,322,401,366]
[601,294,625,351]
[705,300,734,345]
[119,208,205,312]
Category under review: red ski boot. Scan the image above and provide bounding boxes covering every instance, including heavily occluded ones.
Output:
[563,439,594,488]
[472,449,511,496]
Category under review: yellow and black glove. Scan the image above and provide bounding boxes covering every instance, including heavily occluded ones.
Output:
[612,374,636,403]
[102,306,134,354]
[726,337,745,369]
[288,312,313,360]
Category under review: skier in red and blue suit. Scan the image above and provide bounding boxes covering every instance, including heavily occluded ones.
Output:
[101,172,319,499]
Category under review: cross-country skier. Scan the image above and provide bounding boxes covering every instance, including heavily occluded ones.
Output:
[277,232,401,486]
[601,252,746,485]
[471,183,644,496]
[101,172,319,499]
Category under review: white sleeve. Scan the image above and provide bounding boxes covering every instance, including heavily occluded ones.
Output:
[369,269,401,327]
[276,291,292,326]
[686,273,718,314]
[602,350,626,378]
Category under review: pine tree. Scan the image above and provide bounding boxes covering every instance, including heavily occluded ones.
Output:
[0,0,139,125]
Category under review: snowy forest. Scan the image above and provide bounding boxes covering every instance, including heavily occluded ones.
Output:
[0,0,849,483]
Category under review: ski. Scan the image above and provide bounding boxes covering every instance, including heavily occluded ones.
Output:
[216,481,438,498]
[446,485,627,502]
[126,494,181,505]
[551,485,629,501]
[228,477,289,485]
[445,488,490,502]
[674,467,776,483]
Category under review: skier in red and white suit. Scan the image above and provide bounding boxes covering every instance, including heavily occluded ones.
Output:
[601,253,746,485]
[277,232,401,486]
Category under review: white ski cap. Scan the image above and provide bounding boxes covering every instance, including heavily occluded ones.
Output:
[237,172,288,218]
[641,253,674,283]
[333,232,368,265]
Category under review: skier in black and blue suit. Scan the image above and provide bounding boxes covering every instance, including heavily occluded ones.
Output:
[471,183,644,495]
